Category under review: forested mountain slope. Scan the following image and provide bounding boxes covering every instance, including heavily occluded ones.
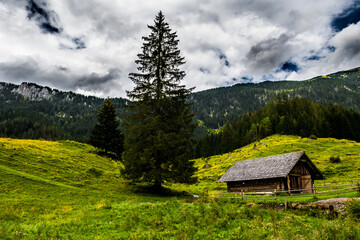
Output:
[0,67,359,139]
[191,67,360,128]
[194,96,360,158]
[0,82,127,141]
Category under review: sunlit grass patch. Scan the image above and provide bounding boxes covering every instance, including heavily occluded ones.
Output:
[1,136,360,239]
[190,135,360,189]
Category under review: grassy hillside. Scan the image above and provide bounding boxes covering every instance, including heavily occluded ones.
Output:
[1,137,360,239]
[0,138,122,197]
[192,134,360,191]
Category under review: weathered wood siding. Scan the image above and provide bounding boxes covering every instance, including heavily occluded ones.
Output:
[227,178,284,192]
[289,161,313,192]
[227,161,314,193]
[301,175,313,193]
[290,161,310,176]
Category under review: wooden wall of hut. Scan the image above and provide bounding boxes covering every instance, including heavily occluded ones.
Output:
[288,161,313,193]
[227,178,284,192]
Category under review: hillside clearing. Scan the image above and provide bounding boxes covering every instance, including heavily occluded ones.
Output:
[189,135,360,192]
[1,136,360,239]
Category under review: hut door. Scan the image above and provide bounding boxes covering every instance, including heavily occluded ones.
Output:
[290,176,300,190]
[301,175,312,193]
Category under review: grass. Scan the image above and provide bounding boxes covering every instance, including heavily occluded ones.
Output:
[1,135,360,239]
[2,198,360,239]
[190,134,360,191]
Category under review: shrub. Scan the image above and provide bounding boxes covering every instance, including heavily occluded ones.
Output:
[346,199,360,221]
[86,168,103,177]
[329,156,341,163]
[309,135,317,140]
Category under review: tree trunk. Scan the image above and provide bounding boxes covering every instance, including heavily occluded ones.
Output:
[153,179,162,190]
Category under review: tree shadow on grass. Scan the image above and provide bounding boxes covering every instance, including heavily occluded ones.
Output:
[127,183,183,197]
[95,150,120,161]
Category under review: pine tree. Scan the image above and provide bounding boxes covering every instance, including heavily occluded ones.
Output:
[122,11,197,188]
[90,98,123,158]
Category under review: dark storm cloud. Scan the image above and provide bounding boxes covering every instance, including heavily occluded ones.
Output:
[26,0,62,34]
[331,1,360,32]
[0,58,76,91]
[75,68,121,91]
[0,58,123,95]
[247,34,291,71]
[24,0,86,50]
[329,21,360,66]
[0,58,39,80]
[346,41,360,57]
[335,36,360,59]
[1,0,359,97]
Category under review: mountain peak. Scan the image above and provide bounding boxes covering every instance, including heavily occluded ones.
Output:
[11,82,56,101]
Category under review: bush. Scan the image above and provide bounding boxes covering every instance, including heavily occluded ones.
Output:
[346,199,360,221]
[329,156,341,163]
[309,135,317,140]
[86,168,103,177]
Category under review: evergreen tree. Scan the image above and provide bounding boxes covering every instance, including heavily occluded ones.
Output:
[122,11,197,188]
[90,98,123,157]
[220,123,235,153]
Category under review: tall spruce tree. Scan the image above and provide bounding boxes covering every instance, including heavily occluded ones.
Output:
[122,11,197,188]
[90,98,123,158]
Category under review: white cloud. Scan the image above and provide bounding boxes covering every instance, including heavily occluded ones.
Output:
[329,22,360,66]
[0,0,358,98]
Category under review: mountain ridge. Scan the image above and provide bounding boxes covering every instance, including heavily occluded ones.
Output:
[190,67,360,127]
[0,66,359,138]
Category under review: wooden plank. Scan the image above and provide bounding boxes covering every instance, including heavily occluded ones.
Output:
[287,175,291,194]
[301,175,312,193]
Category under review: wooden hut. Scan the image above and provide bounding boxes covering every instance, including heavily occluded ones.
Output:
[218,151,324,193]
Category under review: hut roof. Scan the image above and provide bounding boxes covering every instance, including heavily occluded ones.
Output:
[218,151,324,182]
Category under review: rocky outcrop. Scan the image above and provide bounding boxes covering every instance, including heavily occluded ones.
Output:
[11,82,55,101]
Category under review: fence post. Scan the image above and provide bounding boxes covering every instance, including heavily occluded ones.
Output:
[274,189,277,200]
[203,189,208,198]
[312,183,316,197]
[241,189,244,201]
[357,182,360,193]
[287,176,291,195]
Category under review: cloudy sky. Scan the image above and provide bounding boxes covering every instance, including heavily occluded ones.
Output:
[0,0,360,98]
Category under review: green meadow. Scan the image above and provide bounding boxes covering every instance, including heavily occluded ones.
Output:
[192,134,360,192]
[1,135,360,239]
